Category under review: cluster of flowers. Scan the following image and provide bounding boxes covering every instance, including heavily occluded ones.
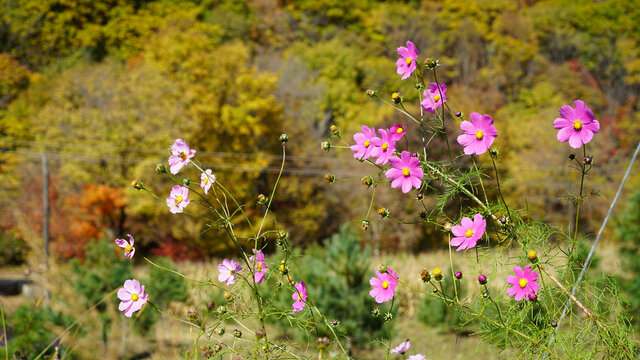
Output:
[116,139,308,318]
[361,40,602,307]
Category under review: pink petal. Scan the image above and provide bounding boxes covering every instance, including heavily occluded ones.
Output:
[123,302,135,317]
[119,299,131,311]
[568,133,583,149]
[451,225,465,237]
[391,177,403,189]
[579,130,594,144]
[556,126,574,142]
[514,290,525,301]
[397,46,411,58]
[117,288,131,301]
[553,118,572,129]
[506,275,519,285]
[401,179,412,193]
[558,105,575,120]
[115,239,127,248]
[450,236,465,247]
[457,134,476,147]
[583,119,600,133]
[410,175,421,189]
[513,266,524,278]
[507,285,519,297]
[460,217,473,229]
[460,120,476,134]
[529,282,540,293]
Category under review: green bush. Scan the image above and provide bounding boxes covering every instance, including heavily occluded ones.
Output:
[417,268,464,332]
[7,304,74,358]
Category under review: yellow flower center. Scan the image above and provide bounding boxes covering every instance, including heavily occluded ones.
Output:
[381,143,388,151]
[364,140,370,147]
[203,177,208,184]
[391,92,400,100]
[519,278,528,288]
[465,229,474,238]
[573,120,583,130]
[402,167,411,177]
[475,131,484,140]
[131,293,139,301]
[396,127,403,134]
[298,293,304,301]
[229,269,235,275]
[175,196,183,204]
[125,245,132,252]
[382,281,389,289]
[256,263,262,271]
[433,94,441,102]
[179,152,187,161]
[405,57,413,65]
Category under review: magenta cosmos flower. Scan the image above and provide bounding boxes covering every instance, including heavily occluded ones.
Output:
[553,100,600,149]
[249,249,268,284]
[385,151,423,193]
[370,129,397,165]
[369,268,398,303]
[117,279,148,318]
[200,169,215,194]
[218,259,242,286]
[166,185,190,214]
[396,41,419,80]
[506,265,540,302]
[456,112,498,155]
[421,82,447,114]
[168,139,196,175]
[389,124,406,142]
[291,281,308,313]
[114,234,135,259]
[450,213,486,251]
[390,340,410,354]
[350,125,379,160]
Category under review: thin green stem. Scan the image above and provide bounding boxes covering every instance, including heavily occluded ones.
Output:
[490,155,511,220]
[1,305,7,360]
[448,234,458,301]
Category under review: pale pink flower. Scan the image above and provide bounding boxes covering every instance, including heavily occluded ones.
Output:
[370,129,396,165]
[369,268,398,303]
[249,249,268,284]
[396,41,419,80]
[218,259,242,286]
[553,100,600,148]
[506,265,540,302]
[350,125,379,160]
[168,139,196,174]
[115,234,135,259]
[450,213,486,251]
[456,112,498,155]
[117,279,148,318]
[200,169,215,194]
[390,339,410,354]
[421,82,447,114]
[291,281,308,313]
[407,355,426,360]
[385,151,423,193]
[166,185,190,214]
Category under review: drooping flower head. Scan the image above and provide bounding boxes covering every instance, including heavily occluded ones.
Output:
[166,185,190,214]
[369,268,398,303]
[370,129,397,165]
[115,234,135,259]
[201,169,215,194]
[389,124,406,142]
[168,139,196,175]
[249,249,268,284]
[407,355,426,360]
[218,259,242,286]
[291,281,308,313]
[506,265,540,301]
[117,279,148,318]
[350,125,379,160]
[450,213,486,251]
[421,82,448,114]
[553,100,600,149]
[390,339,410,354]
[456,112,498,155]
[385,151,423,193]
[396,41,419,80]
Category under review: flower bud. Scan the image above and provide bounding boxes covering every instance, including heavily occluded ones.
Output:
[218,328,225,336]
[361,219,369,230]
[377,207,389,218]
[316,337,330,349]
[584,156,592,165]
[371,308,380,317]
[366,89,377,97]
[321,141,331,151]
[361,176,373,187]
[183,178,190,186]
[331,319,340,326]
[551,321,558,328]
[499,217,507,225]
[419,211,426,219]
[324,173,335,183]
[330,124,338,134]
[217,305,227,314]
[233,329,242,338]
[383,312,393,322]
[279,264,288,274]
[206,301,215,311]
[257,193,267,204]
[489,148,499,157]
[131,179,143,190]
[424,57,439,69]
[255,328,265,338]
[377,263,388,273]
[478,274,487,285]
[415,83,423,89]
[214,343,223,352]
[187,311,198,321]
[156,164,167,174]
[568,153,576,160]
[527,250,538,263]
[279,133,289,143]
[416,193,424,200]
[391,92,402,104]
[433,267,443,281]
[482,292,488,298]
[444,222,452,231]
[224,292,232,300]
[420,268,431,282]
[527,293,538,301]
[455,271,463,279]
[455,111,463,118]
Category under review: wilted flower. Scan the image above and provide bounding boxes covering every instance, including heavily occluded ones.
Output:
[117,279,148,317]
[115,234,135,259]
[168,139,196,175]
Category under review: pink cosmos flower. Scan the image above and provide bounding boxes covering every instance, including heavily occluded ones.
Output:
[385,151,423,193]
[506,265,540,302]
[390,340,410,354]
[408,355,426,360]
[218,259,242,286]
[114,234,135,259]
[117,279,148,318]
[389,124,406,142]
[421,82,447,114]
[450,213,486,251]
[291,281,308,313]
[350,125,379,160]
[553,100,600,149]
[369,268,398,303]
[370,129,396,165]
[166,185,190,214]
[456,112,498,155]
[396,41,419,80]
[249,249,268,284]
[168,139,196,175]
[200,169,215,194]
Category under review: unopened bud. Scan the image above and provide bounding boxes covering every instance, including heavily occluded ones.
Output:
[321,141,331,151]
[331,319,340,326]
[233,329,242,338]
[527,293,538,301]
[455,271,463,279]
[424,57,439,69]
[478,274,487,285]
[257,194,267,204]
[420,269,431,282]
[361,176,373,187]
[131,179,143,190]
[279,134,289,143]
[330,124,338,133]
[255,328,265,338]
[377,207,389,218]
[551,321,558,328]
[224,292,232,300]
[391,92,402,104]
[455,111,463,118]
[383,312,393,322]
[371,308,380,317]
[156,164,167,174]
[214,343,223,352]
[187,311,198,321]
[361,219,370,230]
[218,328,225,336]
[324,173,335,183]
[366,89,377,97]
[584,156,592,165]
[489,148,499,157]
[206,301,215,311]
[419,211,426,218]
[444,222,452,231]
[527,250,537,262]
[377,263,388,273]
[568,153,576,160]
[433,267,443,281]
[416,193,424,200]
[183,178,190,186]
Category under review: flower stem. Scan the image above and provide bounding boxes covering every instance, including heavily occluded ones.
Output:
[490,155,511,220]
